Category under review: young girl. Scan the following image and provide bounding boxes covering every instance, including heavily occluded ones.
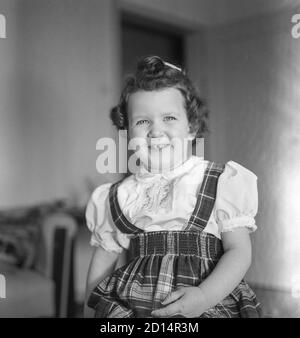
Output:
[84,56,261,318]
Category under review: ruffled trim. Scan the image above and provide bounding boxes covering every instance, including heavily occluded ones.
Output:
[213,161,258,236]
[90,232,123,254]
[218,216,257,233]
[86,183,126,254]
[226,161,258,180]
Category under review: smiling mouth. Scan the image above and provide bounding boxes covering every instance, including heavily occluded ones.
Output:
[148,144,171,150]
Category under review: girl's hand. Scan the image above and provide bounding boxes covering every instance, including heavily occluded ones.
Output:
[151,286,208,318]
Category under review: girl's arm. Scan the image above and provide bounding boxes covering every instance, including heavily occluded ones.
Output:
[84,246,120,318]
[151,227,252,317]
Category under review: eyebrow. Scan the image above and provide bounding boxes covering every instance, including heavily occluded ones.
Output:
[131,115,148,122]
[162,112,180,116]
[133,111,180,117]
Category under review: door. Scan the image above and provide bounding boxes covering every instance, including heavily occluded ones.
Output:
[121,15,184,78]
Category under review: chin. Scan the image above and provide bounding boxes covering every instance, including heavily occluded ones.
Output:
[138,145,189,172]
[148,155,188,173]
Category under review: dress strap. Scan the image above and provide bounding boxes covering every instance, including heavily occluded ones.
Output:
[109,180,143,234]
[185,162,225,232]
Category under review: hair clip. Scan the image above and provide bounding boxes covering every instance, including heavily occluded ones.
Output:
[163,61,182,72]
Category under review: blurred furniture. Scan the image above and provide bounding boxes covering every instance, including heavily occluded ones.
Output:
[0,210,77,318]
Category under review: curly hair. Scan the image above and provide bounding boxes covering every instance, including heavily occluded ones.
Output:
[110,55,209,138]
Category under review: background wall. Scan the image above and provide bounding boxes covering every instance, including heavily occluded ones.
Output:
[119,0,299,26]
[201,10,300,290]
[0,0,24,209]
[0,0,122,209]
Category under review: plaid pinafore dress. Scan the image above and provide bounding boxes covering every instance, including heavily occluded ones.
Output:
[88,162,261,318]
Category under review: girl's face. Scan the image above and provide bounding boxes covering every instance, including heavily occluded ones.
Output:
[127,88,195,172]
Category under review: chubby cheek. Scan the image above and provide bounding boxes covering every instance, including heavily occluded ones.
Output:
[128,126,146,139]
[169,125,190,139]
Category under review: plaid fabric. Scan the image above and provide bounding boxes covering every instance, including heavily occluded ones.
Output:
[186,161,225,231]
[109,182,141,234]
[88,162,261,318]
[129,231,223,261]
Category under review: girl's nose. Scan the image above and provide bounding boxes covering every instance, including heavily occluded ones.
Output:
[147,121,164,138]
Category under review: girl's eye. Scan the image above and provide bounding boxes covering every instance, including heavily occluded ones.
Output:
[164,116,177,121]
[136,119,149,126]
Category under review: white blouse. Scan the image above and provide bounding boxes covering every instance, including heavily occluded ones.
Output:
[86,156,258,253]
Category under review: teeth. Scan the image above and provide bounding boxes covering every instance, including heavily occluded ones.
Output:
[150,144,169,150]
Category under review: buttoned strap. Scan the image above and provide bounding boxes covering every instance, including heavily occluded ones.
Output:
[109,181,142,234]
[185,162,225,232]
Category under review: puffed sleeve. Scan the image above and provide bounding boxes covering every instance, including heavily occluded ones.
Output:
[85,184,125,253]
[214,161,258,234]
